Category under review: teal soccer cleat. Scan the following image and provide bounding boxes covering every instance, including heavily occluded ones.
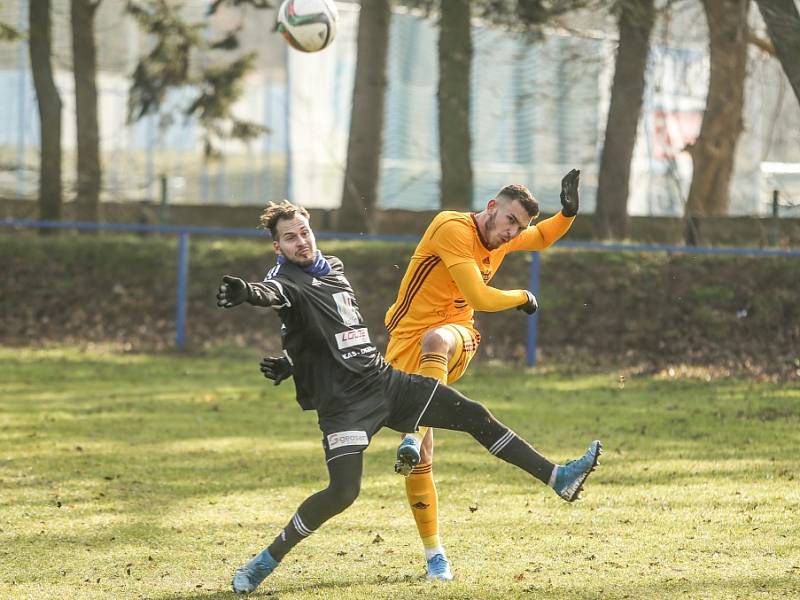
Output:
[426,553,453,581]
[553,440,602,502]
[232,548,279,594]
[394,434,421,476]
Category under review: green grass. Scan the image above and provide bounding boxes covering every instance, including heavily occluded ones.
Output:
[1,347,799,599]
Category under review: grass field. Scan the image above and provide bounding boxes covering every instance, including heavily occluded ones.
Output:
[1,347,798,599]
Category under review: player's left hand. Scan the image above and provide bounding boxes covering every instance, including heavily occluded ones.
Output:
[560,168,580,217]
[260,355,293,385]
[516,290,539,315]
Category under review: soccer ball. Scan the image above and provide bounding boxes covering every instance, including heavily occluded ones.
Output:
[276,0,339,53]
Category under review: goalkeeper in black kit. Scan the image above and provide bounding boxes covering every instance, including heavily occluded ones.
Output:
[218,200,602,594]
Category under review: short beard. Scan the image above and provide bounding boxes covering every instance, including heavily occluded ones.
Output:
[288,255,314,267]
[484,213,500,249]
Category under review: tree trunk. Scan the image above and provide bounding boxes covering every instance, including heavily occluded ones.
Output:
[438,0,472,211]
[337,0,390,233]
[755,0,800,106]
[29,0,62,223]
[71,0,102,223]
[685,0,750,239]
[594,0,655,240]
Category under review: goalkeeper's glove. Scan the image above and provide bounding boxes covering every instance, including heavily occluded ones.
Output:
[216,275,279,308]
[516,290,538,315]
[560,168,581,217]
[260,355,293,385]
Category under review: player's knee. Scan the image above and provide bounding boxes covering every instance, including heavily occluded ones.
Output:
[421,328,455,356]
[463,398,495,429]
[328,480,361,511]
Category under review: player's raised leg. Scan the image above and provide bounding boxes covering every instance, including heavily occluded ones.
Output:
[232,452,363,594]
[417,383,602,501]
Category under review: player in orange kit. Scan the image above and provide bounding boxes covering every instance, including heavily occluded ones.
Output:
[385,169,590,580]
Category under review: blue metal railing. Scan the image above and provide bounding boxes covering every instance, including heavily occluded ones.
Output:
[557,240,800,258]
[523,241,800,366]
[3,219,799,359]
[0,219,420,242]
[1,219,417,350]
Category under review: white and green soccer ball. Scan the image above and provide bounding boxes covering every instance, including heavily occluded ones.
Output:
[276,0,339,53]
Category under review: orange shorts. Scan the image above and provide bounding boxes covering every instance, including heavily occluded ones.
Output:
[385,323,481,385]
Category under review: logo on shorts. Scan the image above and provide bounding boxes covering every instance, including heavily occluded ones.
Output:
[335,327,371,349]
[327,430,369,450]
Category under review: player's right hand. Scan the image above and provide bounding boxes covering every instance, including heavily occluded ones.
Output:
[260,355,293,385]
[516,290,538,315]
[217,275,249,308]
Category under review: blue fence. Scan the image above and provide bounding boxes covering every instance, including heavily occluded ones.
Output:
[3,219,800,363]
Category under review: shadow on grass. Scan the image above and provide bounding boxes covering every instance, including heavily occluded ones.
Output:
[107,570,800,600]
[152,572,428,600]
[554,573,799,600]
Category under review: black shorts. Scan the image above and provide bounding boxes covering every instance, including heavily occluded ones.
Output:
[319,367,439,463]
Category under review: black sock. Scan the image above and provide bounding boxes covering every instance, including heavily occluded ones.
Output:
[268,512,315,562]
[419,384,555,486]
[266,451,363,562]
[489,431,555,485]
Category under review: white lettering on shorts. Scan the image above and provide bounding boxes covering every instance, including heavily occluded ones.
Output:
[335,327,371,349]
[327,430,369,450]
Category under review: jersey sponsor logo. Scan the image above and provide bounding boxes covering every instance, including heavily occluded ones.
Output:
[327,430,369,449]
[335,327,371,349]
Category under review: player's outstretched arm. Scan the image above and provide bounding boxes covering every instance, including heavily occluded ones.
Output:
[448,262,533,313]
[507,168,581,252]
[260,355,293,386]
[216,275,280,308]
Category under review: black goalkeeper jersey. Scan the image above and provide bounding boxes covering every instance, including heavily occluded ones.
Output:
[256,255,391,416]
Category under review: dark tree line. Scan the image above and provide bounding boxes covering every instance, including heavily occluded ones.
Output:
[15,0,800,242]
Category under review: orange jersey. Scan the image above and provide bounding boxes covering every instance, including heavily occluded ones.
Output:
[384,211,574,339]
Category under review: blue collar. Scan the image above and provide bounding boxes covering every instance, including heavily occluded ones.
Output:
[277,250,331,277]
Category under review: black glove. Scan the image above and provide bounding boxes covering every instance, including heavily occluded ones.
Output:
[260,355,293,385]
[516,290,538,315]
[560,168,580,217]
[217,275,249,308]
